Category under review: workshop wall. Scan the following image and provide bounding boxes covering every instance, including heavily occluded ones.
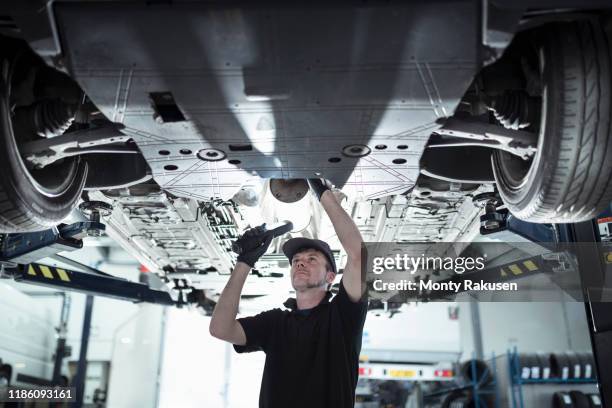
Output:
[158,307,265,408]
[106,304,165,408]
[459,300,592,360]
[0,282,56,381]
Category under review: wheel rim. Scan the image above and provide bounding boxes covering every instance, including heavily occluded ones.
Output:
[496,151,533,191]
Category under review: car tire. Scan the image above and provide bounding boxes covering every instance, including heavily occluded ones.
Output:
[553,392,574,408]
[518,353,537,379]
[550,352,571,379]
[492,20,612,223]
[587,393,603,407]
[577,352,595,379]
[460,359,492,385]
[569,391,592,408]
[565,351,582,379]
[536,352,551,379]
[441,392,472,408]
[0,41,87,233]
[0,363,12,386]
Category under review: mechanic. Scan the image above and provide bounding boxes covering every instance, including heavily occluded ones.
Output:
[209,179,367,408]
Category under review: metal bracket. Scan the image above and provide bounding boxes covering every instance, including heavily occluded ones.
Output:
[21,124,139,169]
[432,117,537,159]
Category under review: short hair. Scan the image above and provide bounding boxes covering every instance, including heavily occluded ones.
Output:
[292,247,335,273]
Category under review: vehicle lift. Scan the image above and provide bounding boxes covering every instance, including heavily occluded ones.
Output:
[439,203,611,407]
[0,222,181,306]
[0,204,203,309]
[0,203,210,406]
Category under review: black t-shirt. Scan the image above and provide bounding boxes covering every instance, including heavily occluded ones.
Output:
[234,278,368,408]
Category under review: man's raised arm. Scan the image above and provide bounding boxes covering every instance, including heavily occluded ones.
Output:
[209,226,272,344]
[308,179,364,302]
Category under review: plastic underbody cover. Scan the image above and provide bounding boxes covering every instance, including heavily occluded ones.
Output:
[53,1,479,201]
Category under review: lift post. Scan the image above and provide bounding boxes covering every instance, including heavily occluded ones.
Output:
[476,209,612,406]
[418,208,611,404]
[560,220,612,407]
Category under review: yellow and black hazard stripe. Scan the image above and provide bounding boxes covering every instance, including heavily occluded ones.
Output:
[25,264,71,282]
[499,259,540,279]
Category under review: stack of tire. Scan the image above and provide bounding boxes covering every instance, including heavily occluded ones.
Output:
[517,352,552,380]
[516,352,599,407]
[552,391,602,407]
[439,360,493,408]
[517,352,596,380]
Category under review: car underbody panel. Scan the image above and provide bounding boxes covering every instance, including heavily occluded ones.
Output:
[54,1,479,201]
[42,1,497,301]
[87,175,489,303]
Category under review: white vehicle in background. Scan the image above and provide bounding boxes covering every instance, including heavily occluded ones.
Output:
[359,303,460,381]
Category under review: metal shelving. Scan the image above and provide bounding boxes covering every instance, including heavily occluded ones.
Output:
[507,348,598,408]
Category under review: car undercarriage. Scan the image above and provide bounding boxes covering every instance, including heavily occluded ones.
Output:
[1,1,611,308]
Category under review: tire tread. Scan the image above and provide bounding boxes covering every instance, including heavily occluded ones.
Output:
[497,20,612,223]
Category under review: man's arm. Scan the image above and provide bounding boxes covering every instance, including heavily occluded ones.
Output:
[209,225,273,344]
[311,180,364,302]
[209,261,249,345]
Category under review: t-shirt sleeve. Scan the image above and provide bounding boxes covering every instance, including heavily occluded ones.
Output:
[233,308,281,354]
[333,277,368,337]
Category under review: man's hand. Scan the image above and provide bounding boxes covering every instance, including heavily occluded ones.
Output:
[307,178,332,201]
[235,224,274,268]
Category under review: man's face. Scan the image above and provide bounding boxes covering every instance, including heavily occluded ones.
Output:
[290,249,335,291]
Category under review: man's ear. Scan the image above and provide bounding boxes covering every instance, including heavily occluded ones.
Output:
[326,271,336,284]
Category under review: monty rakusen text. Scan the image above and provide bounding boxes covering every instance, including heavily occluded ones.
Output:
[370,254,518,292]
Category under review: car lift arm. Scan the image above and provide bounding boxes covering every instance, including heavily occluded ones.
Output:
[2,263,176,306]
[0,222,180,307]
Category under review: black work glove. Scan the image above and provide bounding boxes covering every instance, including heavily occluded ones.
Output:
[307,178,331,201]
[235,224,274,268]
